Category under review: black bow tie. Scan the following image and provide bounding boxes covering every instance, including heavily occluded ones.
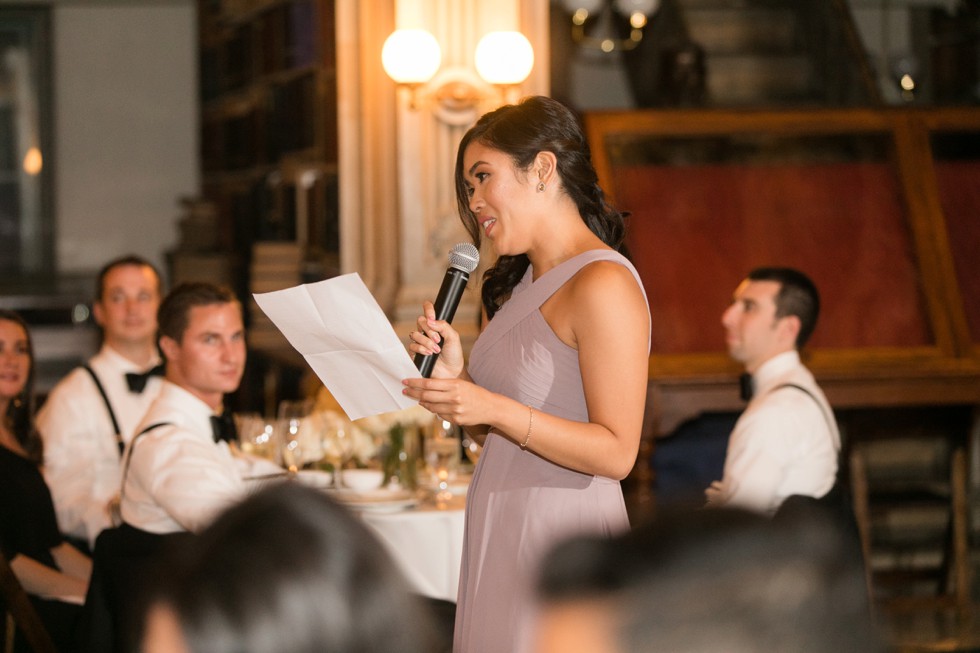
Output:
[739,373,755,402]
[210,410,238,444]
[125,363,165,393]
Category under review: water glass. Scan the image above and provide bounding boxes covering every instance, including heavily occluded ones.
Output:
[425,419,461,503]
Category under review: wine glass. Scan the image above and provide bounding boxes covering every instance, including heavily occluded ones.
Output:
[425,419,460,505]
[234,412,277,462]
[322,419,355,488]
[278,399,314,474]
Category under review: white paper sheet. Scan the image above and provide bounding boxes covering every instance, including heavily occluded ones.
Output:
[253,273,421,420]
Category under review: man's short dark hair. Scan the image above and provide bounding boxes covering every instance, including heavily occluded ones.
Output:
[95,255,163,301]
[747,267,820,349]
[538,507,881,653]
[158,282,239,344]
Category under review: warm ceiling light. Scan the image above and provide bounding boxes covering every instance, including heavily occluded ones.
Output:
[564,0,661,52]
[381,29,441,85]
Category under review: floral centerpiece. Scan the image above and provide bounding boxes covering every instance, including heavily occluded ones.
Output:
[355,404,435,489]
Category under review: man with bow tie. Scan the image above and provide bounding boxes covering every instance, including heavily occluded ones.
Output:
[704,268,840,516]
[119,282,253,535]
[38,255,165,548]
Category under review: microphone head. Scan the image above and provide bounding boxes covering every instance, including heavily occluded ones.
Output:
[448,242,480,274]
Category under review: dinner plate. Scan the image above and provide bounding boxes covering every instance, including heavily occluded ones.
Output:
[326,487,419,512]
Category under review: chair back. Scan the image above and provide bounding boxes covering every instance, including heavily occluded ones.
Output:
[0,550,57,653]
[81,524,193,653]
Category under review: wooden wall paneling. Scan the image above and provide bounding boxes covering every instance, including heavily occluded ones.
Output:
[923,109,980,354]
[584,107,980,517]
[889,112,966,359]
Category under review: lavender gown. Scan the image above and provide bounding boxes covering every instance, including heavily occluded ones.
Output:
[453,249,650,653]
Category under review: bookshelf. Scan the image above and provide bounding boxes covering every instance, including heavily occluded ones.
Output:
[196,0,339,294]
[195,0,339,410]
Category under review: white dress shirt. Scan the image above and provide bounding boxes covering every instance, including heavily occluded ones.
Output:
[37,344,163,545]
[119,381,246,535]
[705,350,840,516]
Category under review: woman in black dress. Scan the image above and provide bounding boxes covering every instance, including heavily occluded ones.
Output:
[0,309,91,651]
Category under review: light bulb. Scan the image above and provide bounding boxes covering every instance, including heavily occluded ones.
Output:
[474,31,534,86]
[562,0,604,13]
[613,0,660,17]
[382,29,441,85]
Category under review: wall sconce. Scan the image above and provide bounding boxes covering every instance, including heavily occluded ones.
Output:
[382,28,534,124]
[563,0,660,53]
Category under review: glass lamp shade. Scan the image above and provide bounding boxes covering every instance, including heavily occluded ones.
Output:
[561,0,604,13]
[614,0,661,16]
[382,29,441,85]
[474,31,534,86]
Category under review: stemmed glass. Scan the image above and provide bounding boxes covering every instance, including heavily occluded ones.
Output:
[321,417,354,488]
[278,399,315,474]
[234,412,277,462]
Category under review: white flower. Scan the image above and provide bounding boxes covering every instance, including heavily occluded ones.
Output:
[355,405,435,436]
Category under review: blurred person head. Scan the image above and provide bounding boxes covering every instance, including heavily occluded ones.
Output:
[93,255,163,354]
[141,482,438,653]
[721,267,820,373]
[453,95,628,319]
[0,309,42,462]
[534,507,881,653]
[157,282,245,411]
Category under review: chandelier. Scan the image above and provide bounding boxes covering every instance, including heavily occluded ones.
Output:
[562,0,662,53]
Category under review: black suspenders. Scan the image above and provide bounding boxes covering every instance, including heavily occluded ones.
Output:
[82,364,124,456]
[772,383,836,434]
[118,421,172,505]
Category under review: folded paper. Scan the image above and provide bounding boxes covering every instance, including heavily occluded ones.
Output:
[253,273,421,420]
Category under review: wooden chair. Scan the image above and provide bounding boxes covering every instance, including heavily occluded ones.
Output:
[0,550,57,653]
[850,441,977,650]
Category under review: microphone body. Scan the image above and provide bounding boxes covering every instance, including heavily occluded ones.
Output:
[415,243,480,378]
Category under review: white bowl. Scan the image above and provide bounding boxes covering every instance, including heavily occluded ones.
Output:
[296,469,332,489]
[341,468,385,492]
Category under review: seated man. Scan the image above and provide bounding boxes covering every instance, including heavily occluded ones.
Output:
[38,255,165,547]
[119,282,249,535]
[705,267,840,515]
[86,282,280,653]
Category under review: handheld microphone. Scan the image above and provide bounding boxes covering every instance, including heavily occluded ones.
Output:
[415,242,480,378]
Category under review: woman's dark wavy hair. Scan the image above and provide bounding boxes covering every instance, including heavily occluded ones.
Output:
[454,95,629,319]
[0,310,42,463]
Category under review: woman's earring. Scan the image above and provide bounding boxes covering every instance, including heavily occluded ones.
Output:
[537,182,546,192]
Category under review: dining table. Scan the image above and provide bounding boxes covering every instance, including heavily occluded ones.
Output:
[354,493,466,602]
[247,462,469,603]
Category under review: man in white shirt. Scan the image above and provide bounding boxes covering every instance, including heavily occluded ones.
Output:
[120,282,249,535]
[705,267,840,516]
[38,255,164,547]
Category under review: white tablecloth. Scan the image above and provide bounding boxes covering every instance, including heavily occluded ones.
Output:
[357,496,465,602]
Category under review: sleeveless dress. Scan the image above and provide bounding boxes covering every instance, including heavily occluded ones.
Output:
[453,249,650,653]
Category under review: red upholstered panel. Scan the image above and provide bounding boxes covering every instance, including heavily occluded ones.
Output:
[934,161,980,345]
[615,162,934,355]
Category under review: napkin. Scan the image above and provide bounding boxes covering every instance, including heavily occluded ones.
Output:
[253,273,421,420]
